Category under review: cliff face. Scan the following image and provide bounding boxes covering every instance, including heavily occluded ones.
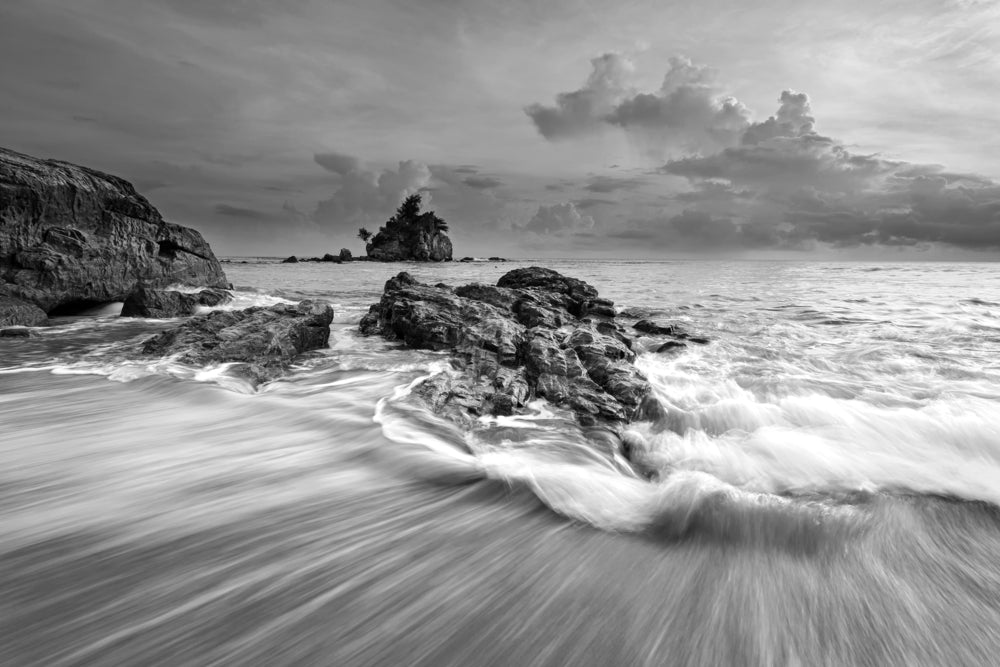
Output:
[365,197,453,262]
[0,147,229,313]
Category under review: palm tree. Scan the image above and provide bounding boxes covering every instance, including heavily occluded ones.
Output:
[357,227,372,243]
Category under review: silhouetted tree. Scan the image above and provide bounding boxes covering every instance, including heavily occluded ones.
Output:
[396,194,423,221]
[357,227,372,243]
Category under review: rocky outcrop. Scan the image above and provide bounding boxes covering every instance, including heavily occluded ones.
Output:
[360,267,657,427]
[338,248,352,262]
[121,285,232,318]
[0,294,48,327]
[0,147,229,314]
[365,194,453,262]
[139,300,333,385]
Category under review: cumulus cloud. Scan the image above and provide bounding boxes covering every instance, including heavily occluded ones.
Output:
[659,91,1000,250]
[524,53,634,140]
[522,202,595,235]
[313,153,432,232]
[526,53,751,154]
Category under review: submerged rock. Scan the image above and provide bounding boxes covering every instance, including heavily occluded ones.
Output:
[0,294,48,327]
[0,146,229,314]
[139,300,333,385]
[121,285,232,318]
[360,267,656,427]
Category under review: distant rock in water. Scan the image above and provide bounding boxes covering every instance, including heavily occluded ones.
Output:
[0,294,48,327]
[121,285,232,318]
[360,267,657,428]
[365,194,452,262]
[139,300,333,385]
[0,147,229,315]
[282,255,299,263]
[338,248,352,262]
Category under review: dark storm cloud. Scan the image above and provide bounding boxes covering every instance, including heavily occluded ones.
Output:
[462,176,504,189]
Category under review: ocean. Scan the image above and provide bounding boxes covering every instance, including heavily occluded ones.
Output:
[2,259,1000,666]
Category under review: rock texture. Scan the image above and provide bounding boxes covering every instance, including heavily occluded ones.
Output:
[0,294,48,327]
[366,194,453,262]
[139,300,333,385]
[121,286,232,318]
[0,147,229,314]
[360,267,657,427]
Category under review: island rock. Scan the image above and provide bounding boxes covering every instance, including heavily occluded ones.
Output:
[365,194,453,262]
[0,147,229,314]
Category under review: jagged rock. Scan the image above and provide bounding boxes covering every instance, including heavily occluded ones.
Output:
[361,268,656,427]
[0,147,229,314]
[365,194,453,262]
[338,248,352,262]
[281,255,298,263]
[139,300,333,385]
[121,285,232,318]
[634,319,676,335]
[0,294,48,327]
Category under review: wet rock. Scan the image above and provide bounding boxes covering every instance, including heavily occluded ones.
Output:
[0,327,33,337]
[361,267,653,427]
[139,300,333,385]
[656,340,687,353]
[0,294,48,327]
[634,319,676,336]
[121,285,232,318]
[0,147,228,314]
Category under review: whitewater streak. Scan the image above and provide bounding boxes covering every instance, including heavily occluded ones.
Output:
[2,259,999,666]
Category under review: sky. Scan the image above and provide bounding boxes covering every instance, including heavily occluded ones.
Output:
[2,0,999,258]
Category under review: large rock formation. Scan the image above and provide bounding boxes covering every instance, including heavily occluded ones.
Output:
[365,194,453,262]
[139,300,333,385]
[359,267,658,427]
[0,147,229,317]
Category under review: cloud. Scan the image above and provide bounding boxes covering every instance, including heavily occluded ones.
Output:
[462,175,504,189]
[524,53,634,140]
[526,53,751,154]
[314,151,361,176]
[313,154,432,233]
[658,91,1000,250]
[583,175,645,193]
[522,202,595,235]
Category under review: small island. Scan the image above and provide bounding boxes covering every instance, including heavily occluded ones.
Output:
[360,194,453,262]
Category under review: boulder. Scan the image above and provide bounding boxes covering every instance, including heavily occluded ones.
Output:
[0,294,48,327]
[121,285,232,318]
[281,255,298,263]
[0,147,229,314]
[338,248,352,262]
[360,267,656,427]
[321,253,337,262]
[139,300,333,385]
[634,319,676,335]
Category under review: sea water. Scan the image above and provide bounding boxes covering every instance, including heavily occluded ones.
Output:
[2,259,999,666]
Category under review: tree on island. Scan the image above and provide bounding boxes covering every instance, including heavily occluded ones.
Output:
[357,227,372,243]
